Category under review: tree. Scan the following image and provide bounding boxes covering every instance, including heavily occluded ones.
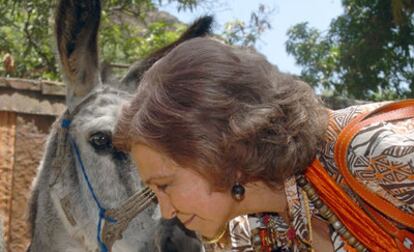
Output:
[222,4,272,47]
[0,0,271,81]
[286,0,414,100]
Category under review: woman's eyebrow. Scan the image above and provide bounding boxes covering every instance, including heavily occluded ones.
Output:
[144,175,172,185]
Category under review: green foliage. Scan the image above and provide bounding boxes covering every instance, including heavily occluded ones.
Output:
[286,0,414,100]
[158,0,200,12]
[0,0,192,80]
[99,7,186,65]
[223,4,272,47]
[0,0,57,79]
[0,0,270,81]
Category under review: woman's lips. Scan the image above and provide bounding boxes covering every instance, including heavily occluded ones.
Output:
[182,214,196,226]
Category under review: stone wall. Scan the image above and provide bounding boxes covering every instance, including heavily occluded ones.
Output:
[0,78,64,252]
[0,112,57,252]
[0,112,16,252]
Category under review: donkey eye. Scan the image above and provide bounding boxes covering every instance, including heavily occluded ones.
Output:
[89,132,112,151]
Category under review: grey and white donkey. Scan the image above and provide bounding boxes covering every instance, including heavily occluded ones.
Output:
[27,0,212,251]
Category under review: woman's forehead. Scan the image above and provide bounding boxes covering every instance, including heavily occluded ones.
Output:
[131,144,177,176]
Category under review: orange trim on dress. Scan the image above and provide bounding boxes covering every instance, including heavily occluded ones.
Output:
[305,100,414,252]
[305,160,399,252]
[335,101,414,228]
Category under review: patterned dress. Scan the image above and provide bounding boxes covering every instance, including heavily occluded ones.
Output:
[222,102,414,252]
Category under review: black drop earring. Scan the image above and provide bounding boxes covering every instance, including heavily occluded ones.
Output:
[231,182,245,201]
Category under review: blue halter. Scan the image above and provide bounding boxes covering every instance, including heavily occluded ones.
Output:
[61,118,116,252]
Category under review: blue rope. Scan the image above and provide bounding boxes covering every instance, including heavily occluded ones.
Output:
[61,118,72,128]
[62,119,116,252]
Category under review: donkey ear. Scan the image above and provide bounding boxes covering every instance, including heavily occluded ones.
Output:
[55,0,102,110]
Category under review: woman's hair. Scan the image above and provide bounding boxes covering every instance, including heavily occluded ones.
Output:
[113,37,328,190]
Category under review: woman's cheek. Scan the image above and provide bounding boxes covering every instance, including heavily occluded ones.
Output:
[172,185,204,207]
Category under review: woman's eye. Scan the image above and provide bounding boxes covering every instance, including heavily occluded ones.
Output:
[156,184,168,191]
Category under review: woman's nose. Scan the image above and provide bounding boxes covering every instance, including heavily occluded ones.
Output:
[157,194,176,219]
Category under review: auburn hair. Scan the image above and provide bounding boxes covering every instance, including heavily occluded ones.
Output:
[113,37,328,190]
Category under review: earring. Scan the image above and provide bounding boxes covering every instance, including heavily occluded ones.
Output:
[231,182,245,201]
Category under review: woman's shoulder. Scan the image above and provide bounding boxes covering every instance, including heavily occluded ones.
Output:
[317,102,390,178]
[319,100,414,213]
[347,108,414,213]
[324,101,391,141]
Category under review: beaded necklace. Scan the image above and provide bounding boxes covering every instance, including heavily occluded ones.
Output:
[297,175,367,251]
[247,175,367,252]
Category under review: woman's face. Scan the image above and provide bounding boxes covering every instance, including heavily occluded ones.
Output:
[131,144,236,238]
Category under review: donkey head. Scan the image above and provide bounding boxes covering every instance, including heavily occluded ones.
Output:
[27,0,212,251]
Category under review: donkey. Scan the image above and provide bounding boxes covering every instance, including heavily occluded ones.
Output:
[27,0,212,251]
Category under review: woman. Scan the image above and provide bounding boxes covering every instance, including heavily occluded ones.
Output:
[114,37,414,251]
